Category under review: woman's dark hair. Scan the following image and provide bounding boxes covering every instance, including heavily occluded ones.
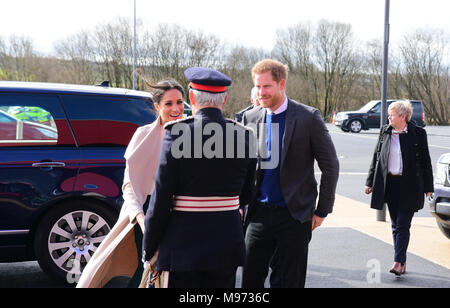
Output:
[146,79,185,105]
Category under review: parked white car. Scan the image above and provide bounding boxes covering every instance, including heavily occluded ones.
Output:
[427,153,450,239]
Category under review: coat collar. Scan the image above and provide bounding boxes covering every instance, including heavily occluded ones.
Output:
[195,107,224,120]
[385,121,417,136]
[281,99,296,169]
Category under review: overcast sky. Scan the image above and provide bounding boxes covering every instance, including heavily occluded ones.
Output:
[1,0,449,54]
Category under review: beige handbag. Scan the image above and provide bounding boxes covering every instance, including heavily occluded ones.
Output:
[138,251,168,288]
[138,265,164,288]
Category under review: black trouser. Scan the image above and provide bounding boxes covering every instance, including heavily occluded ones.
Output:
[168,269,237,288]
[242,204,312,288]
[385,175,415,264]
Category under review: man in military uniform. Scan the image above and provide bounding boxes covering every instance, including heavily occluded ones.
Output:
[142,67,257,288]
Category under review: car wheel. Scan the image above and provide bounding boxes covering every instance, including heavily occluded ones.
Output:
[349,120,362,133]
[34,200,118,284]
[437,222,450,240]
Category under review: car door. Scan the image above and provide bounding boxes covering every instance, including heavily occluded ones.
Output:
[366,102,381,128]
[59,94,156,205]
[0,93,80,252]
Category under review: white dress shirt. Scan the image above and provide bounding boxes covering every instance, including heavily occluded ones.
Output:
[267,96,288,115]
[388,126,408,176]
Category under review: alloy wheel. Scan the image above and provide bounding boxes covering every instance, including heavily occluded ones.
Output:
[350,120,362,133]
[47,210,111,274]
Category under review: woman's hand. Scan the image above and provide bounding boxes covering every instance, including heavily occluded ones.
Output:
[365,186,373,195]
[136,212,146,233]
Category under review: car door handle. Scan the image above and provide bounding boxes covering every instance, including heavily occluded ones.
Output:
[32,162,66,168]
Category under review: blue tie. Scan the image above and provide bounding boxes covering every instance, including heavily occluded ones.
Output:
[265,113,273,160]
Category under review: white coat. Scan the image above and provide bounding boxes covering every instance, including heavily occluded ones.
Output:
[77,117,165,288]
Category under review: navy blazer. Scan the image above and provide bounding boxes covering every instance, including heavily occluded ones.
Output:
[242,99,340,223]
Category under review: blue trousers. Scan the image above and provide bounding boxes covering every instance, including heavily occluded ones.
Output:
[385,176,415,264]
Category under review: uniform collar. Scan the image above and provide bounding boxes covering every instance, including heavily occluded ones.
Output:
[195,107,224,119]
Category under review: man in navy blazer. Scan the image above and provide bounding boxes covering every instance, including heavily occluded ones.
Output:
[242,59,340,288]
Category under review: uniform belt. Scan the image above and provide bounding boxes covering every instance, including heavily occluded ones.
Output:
[173,196,240,212]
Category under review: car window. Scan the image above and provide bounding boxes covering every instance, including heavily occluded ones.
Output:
[0,94,73,147]
[411,102,422,112]
[359,101,379,113]
[183,102,192,117]
[0,110,16,123]
[60,95,156,146]
[370,103,381,113]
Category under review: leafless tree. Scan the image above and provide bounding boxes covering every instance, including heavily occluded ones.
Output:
[0,36,40,81]
[219,45,271,117]
[139,23,225,91]
[273,22,321,109]
[93,17,135,88]
[0,37,7,80]
[314,20,361,118]
[364,39,383,100]
[273,21,361,118]
[399,28,449,125]
[1,17,447,125]
[53,31,97,84]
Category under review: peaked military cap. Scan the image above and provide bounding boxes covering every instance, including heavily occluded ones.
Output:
[185,67,232,93]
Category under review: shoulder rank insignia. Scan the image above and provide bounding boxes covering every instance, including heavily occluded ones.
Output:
[164,116,195,130]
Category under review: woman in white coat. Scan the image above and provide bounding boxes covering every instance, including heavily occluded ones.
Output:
[77,79,185,288]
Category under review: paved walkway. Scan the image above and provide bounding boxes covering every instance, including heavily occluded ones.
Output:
[305,194,450,288]
[325,195,449,268]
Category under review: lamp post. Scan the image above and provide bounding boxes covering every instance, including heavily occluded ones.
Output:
[377,0,390,222]
[133,0,137,90]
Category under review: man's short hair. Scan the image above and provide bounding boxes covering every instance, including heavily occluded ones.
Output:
[252,59,289,83]
[191,89,227,107]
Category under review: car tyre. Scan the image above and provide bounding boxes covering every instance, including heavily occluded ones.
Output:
[34,200,118,284]
[437,222,450,240]
[349,120,363,133]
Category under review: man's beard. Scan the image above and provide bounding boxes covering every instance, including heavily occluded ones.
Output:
[260,93,281,109]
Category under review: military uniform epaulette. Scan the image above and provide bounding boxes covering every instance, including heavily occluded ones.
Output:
[163,116,195,130]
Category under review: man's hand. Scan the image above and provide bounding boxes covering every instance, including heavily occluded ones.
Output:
[365,186,373,195]
[312,215,325,231]
[143,251,159,269]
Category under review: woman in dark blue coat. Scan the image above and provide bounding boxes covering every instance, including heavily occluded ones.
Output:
[365,100,433,276]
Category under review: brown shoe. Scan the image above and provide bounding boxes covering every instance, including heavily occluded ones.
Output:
[389,262,403,276]
[400,263,406,274]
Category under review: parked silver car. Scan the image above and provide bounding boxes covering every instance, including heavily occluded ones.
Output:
[427,153,450,239]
